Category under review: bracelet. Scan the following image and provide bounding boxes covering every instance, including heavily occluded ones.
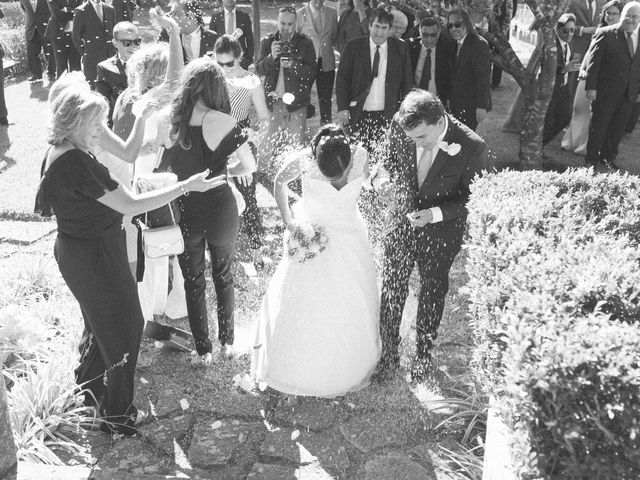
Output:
[179,183,189,196]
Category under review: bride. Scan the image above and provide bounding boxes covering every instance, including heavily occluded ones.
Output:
[251,125,381,398]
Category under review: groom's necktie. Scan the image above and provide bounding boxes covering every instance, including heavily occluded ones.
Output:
[372,45,380,79]
[417,147,433,188]
[627,32,636,58]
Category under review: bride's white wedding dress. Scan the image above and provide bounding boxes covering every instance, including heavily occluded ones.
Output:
[251,147,381,397]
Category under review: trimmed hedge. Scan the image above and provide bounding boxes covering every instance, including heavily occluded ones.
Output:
[1,2,28,74]
[466,169,640,479]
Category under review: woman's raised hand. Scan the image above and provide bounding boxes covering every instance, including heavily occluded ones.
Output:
[150,7,179,34]
[185,170,227,193]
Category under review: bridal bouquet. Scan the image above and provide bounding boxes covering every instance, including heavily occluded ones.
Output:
[285,221,329,263]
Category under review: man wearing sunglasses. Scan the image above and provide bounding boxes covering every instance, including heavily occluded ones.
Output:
[445,8,491,131]
[95,21,141,127]
[542,14,581,145]
[409,16,454,103]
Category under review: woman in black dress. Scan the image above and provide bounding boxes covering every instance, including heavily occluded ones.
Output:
[158,57,254,365]
[35,86,226,434]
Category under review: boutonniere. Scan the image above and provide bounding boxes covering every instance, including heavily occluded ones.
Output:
[438,141,461,156]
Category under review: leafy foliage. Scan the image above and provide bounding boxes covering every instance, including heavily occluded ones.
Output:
[466,169,640,479]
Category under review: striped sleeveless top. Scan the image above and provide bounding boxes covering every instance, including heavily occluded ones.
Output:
[227,70,262,123]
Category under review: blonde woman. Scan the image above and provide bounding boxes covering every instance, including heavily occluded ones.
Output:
[35,85,225,434]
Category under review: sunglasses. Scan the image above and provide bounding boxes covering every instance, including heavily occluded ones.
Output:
[447,22,463,29]
[561,27,575,34]
[217,59,235,67]
[421,32,439,38]
[118,38,142,47]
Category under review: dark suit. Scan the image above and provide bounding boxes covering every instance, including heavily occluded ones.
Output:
[408,36,453,102]
[45,0,81,78]
[209,8,254,69]
[72,1,116,83]
[585,24,640,165]
[95,55,127,127]
[336,36,412,147]
[112,0,132,23]
[543,36,573,145]
[449,33,492,131]
[567,0,605,56]
[379,113,486,368]
[19,0,56,77]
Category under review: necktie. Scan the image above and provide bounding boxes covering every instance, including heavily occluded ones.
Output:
[562,43,568,85]
[31,0,37,11]
[372,45,380,79]
[456,41,462,62]
[586,0,593,23]
[627,32,635,58]
[417,147,432,188]
[226,11,233,35]
[419,48,432,90]
[95,1,103,22]
[183,34,194,60]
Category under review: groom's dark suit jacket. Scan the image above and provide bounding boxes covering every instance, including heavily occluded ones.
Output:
[383,112,487,234]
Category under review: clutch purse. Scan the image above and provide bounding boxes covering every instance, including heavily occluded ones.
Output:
[139,203,184,259]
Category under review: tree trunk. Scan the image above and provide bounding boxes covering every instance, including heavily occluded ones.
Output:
[519,23,559,169]
[0,367,17,477]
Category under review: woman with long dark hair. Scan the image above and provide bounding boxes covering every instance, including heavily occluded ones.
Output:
[158,57,254,365]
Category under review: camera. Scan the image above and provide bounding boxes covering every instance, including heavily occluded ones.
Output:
[279,41,295,62]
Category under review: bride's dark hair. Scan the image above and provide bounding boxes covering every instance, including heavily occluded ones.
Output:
[311,124,351,179]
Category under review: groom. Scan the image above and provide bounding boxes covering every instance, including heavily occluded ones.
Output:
[374,90,486,383]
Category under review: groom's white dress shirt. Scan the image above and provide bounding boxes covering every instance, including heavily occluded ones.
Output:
[415,115,448,224]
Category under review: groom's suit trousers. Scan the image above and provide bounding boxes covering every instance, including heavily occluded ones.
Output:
[379,219,464,366]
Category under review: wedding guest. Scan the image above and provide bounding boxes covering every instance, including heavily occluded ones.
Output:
[215,34,269,266]
[72,0,116,83]
[409,17,454,101]
[252,125,381,398]
[108,11,187,321]
[35,85,225,434]
[157,57,255,365]
[45,0,81,79]
[337,0,368,54]
[585,1,640,169]
[297,0,338,124]
[112,0,133,23]
[543,14,581,145]
[19,0,56,82]
[390,8,408,39]
[169,0,219,63]
[255,6,316,188]
[336,6,412,151]
[562,0,621,154]
[567,0,604,59]
[95,22,141,127]
[374,90,486,383]
[446,7,491,131]
[209,0,254,69]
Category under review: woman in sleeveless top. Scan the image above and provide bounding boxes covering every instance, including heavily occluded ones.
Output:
[35,85,225,434]
[214,34,270,265]
[158,57,255,365]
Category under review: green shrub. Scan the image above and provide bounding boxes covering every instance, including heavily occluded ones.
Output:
[0,27,27,74]
[0,2,26,31]
[466,169,640,479]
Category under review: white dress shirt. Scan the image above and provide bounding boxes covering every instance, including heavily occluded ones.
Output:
[415,115,449,223]
[628,28,639,55]
[225,8,236,35]
[182,26,202,62]
[363,37,387,112]
[90,0,103,22]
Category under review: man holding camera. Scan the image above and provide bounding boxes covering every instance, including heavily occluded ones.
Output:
[256,6,316,188]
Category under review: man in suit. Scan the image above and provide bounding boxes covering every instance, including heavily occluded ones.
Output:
[72,0,116,83]
[543,14,581,145]
[409,16,453,103]
[170,0,219,63]
[336,7,413,151]
[95,21,140,127]
[256,6,316,187]
[209,0,253,69]
[446,7,491,131]
[112,0,133,23]
[585,1,640,168]
[19,0,56,82]
[373,89,486,383]
[568,0,605,57]
[45,0,81,78]
[297,0,338,124]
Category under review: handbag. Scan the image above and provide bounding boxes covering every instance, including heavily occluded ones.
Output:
[139,203,184,259]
